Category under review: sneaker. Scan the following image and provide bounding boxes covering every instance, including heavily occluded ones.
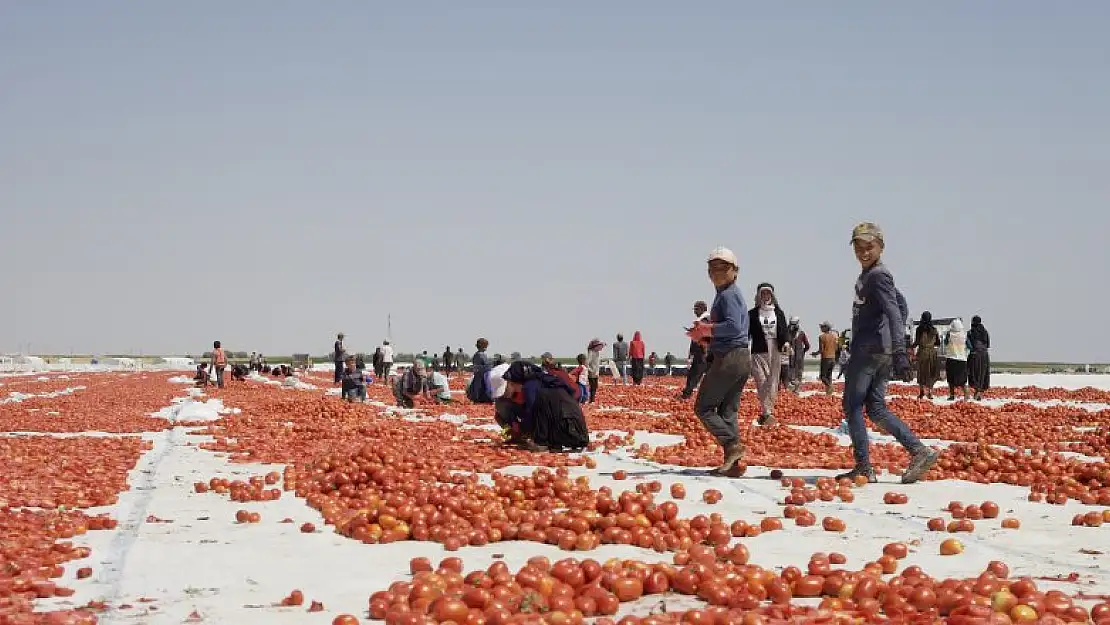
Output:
[835,465,877,483]
[717,443,745,473]
[757,414,777,426]
[901,447,940,484]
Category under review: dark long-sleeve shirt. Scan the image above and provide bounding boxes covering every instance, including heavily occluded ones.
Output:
[850,263,908,356]
[969,325,990,351]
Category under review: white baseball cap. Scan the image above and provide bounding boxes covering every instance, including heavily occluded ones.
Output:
[707,246,737,267]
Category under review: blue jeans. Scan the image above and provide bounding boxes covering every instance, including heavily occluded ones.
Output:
[842,353,923,467]
[578,383,589,404]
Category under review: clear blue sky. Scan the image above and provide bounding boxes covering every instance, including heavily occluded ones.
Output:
[2,2,1107,362]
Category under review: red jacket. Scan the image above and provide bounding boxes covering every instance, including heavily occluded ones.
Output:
[629,332,646,359]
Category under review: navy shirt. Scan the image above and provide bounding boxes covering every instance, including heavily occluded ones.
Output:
[851,263,908,356]
[708,281,750,353]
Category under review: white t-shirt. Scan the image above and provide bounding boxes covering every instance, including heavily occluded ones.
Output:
[430,372,452,400]
[380,345,394,363]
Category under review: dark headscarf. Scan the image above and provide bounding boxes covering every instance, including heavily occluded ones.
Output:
[503,361,575,395]
[971,315,983,327]
[919,311,934,329]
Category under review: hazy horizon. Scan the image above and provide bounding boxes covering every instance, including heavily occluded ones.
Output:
[2,3,1107,362]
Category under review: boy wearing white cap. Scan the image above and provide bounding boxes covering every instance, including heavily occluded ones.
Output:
[686,246,752,474]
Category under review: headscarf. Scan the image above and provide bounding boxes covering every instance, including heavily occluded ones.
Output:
[919,311,934,330]
[503,361,575,395]
[946,318,968,360]
[756,282,779,310]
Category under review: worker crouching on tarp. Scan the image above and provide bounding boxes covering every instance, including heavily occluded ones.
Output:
[496,361,590,453]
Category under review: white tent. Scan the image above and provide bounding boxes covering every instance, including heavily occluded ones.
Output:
[1,355,47,372]
[152,357,195,369]
[98,356,139,369]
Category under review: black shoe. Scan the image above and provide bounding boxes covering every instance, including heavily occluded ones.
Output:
[757,414,777,426]
[836,465,877,483]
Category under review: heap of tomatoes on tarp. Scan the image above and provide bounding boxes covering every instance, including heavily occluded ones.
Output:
[0,509,113,624]
[0,374,178,433]
[364,554,1110,625]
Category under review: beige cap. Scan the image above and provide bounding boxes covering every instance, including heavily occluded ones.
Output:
[707,246,737,266]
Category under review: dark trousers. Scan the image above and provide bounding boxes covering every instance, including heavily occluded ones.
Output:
[214,365,226,388]
[588,376,599,403]
[819,358,835,386]
[630,359,645,385]
[682,358,707,398]
[694,348,751,448]
[334,361,343,383]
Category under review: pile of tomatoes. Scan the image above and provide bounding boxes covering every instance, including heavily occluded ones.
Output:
[0,374,179,433]
[0,436,149,509]
[0,508,115,623]
[364,554,1110,625]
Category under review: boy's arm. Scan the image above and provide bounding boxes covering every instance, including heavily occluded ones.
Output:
[871,271,907,355]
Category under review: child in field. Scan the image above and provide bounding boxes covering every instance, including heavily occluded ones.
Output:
[570,354,590,404]
[341,356,367,402]
[194,363,210,387]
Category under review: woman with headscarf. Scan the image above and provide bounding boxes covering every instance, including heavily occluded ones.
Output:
[748,282,789,426]
[967,315,991,400]
[944,318,970,401]
[912,311,941,399]
[628,331,647,385]
[501,361,590,452]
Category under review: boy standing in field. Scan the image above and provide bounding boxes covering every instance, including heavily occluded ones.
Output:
[687,247,752,474]
[210,341,228,389]
[839,222,938,484]
[570,354,590,404]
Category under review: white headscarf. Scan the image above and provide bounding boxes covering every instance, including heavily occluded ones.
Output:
[946,318,968,361]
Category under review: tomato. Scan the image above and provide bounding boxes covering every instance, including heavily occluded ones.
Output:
[793,575,823,597]
[611,577,643,602]
[939,538,964,555]
[644,571,669,595]
[883,542,908,559]
[1010,604,1038,622]
[332,616,360,625]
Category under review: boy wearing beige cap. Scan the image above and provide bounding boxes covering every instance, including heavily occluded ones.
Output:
[842,223,939,484]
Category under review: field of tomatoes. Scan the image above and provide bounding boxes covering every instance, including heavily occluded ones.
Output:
[5,371,1110,623]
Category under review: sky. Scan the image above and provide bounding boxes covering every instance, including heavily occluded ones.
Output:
[1,2,1108,362]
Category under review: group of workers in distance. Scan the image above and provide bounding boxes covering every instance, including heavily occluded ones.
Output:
[212,221,942,485]
[337,355,452,408]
